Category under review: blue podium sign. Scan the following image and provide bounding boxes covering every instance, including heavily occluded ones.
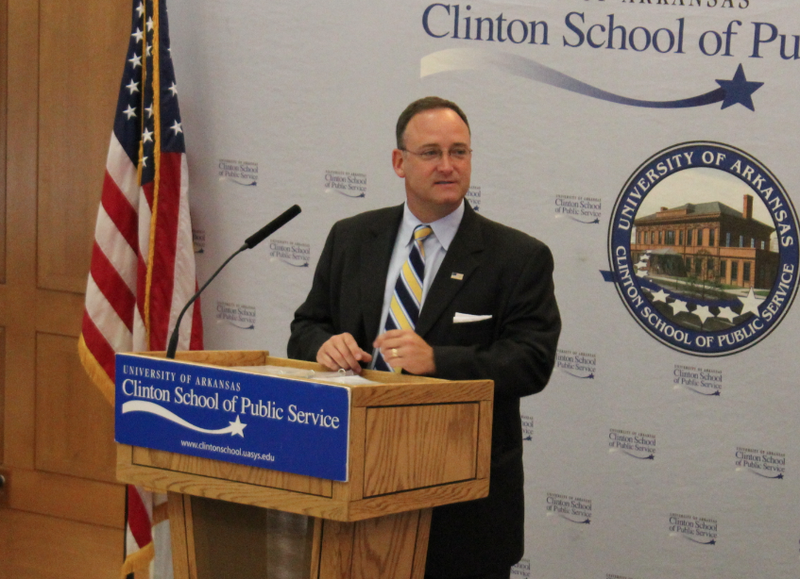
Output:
[114,354,350,481]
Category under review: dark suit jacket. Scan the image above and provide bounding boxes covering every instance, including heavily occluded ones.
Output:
[288,201,561,577]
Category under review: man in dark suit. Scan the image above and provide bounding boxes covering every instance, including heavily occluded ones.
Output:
[288,97,560,579]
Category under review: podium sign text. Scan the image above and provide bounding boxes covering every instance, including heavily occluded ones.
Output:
[114,354,350,481]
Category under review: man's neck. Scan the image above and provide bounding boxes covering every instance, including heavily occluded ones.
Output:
[406,200,463,224]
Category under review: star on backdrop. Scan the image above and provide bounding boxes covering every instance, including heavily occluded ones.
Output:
[716,64,764,111]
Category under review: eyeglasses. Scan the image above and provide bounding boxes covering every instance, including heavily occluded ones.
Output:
[400,146,472,163]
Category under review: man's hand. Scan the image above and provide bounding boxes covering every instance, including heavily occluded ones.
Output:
[316,333,372,373]
[373,329,436,375]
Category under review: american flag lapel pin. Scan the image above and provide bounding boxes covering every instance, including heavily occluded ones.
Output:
[451,272,464,281]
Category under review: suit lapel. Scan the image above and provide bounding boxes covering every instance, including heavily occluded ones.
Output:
[416,204,484,337]
[360,205,403,345]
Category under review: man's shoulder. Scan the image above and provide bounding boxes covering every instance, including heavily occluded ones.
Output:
[332,204,403,232]
[471,209,550,253]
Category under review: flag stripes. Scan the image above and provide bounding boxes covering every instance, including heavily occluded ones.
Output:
[79,0,203,576]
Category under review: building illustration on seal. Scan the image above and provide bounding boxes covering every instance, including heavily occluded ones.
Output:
[631,194,778,293]
[609,142,798,356]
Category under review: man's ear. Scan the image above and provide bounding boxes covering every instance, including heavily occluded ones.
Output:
[392,149,405,178]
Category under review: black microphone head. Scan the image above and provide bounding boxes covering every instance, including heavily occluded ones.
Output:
[244,204,302,249]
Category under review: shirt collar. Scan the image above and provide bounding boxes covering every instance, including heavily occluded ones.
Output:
[401,201,465,251]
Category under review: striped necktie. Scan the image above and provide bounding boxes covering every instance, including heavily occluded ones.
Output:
[374,224,433,371]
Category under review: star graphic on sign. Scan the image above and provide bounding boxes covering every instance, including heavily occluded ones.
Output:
[142,127,153,143]
[126,79,139,94]
[738,287,764,317]
[635,268,647,278]
[693,305,714,324]
[128,53,142,69]
[669,299,689,316]
[131,27,144,43]
[171,120,183,135]
[168,81,179,97]
[122,104,137,120]
[650,288,670,303]
[717,306,739,323]
[715,64,764,111]
[135,2,144,18]
[228,415,247,438]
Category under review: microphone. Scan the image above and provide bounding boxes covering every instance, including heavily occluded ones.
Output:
[243,204,302,250]
[165,204,302,359]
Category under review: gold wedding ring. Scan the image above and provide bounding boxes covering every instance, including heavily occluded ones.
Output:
[392,348,398,358]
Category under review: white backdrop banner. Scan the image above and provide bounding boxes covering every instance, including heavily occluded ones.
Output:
[169,1,800,577]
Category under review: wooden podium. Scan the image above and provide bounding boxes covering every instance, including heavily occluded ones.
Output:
[116,350,494,579]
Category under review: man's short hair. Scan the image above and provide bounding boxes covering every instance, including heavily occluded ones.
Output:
[395,96,470,149]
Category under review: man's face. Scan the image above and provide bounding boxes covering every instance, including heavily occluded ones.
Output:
[392,107,471,223]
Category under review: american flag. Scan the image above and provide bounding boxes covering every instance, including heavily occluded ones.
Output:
[78,0,203,576]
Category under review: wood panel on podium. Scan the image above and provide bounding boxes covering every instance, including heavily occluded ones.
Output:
[116,350,493,579]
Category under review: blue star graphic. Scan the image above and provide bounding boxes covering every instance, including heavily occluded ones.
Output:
[716,64,764,111]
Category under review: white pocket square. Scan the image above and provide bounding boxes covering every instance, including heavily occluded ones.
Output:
[453,313,492,324]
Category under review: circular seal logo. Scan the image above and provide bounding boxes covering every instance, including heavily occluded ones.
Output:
[608,142,799,356]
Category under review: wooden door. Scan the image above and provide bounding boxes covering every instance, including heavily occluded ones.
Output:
[1,0,132,576]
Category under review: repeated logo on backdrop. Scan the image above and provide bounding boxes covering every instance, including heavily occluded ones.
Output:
[218,159,259,187]
[673,363,723,396]
[735,446,786,479]
[511,558,531,578]
[269,239,311,268]
[554,195,602,225]
[546,492,593,525]
[324,169,368,198]
[216,300,257,330]
[609,428,657,460]
[669,513,718,545]
[557,349,597,379]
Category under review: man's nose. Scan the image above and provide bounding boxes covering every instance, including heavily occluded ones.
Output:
[437,152,455,172]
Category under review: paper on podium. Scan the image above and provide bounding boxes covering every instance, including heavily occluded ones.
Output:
[231,364,379,386]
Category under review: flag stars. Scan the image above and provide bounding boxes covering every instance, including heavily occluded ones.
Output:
[141,155,148,168]
[142,127,154,143]
[129,53,142,69]
[126,79,139,94]
[147,16,154,32]
[131,27,144,43]
[135,2,144,18]
[170,120,183,135]
[168,82,178,97]
[145,103,154,118]
[123,105,137,120]
[146,43,152,57]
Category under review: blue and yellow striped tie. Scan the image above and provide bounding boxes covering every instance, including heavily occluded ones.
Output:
[374,224,433,371]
